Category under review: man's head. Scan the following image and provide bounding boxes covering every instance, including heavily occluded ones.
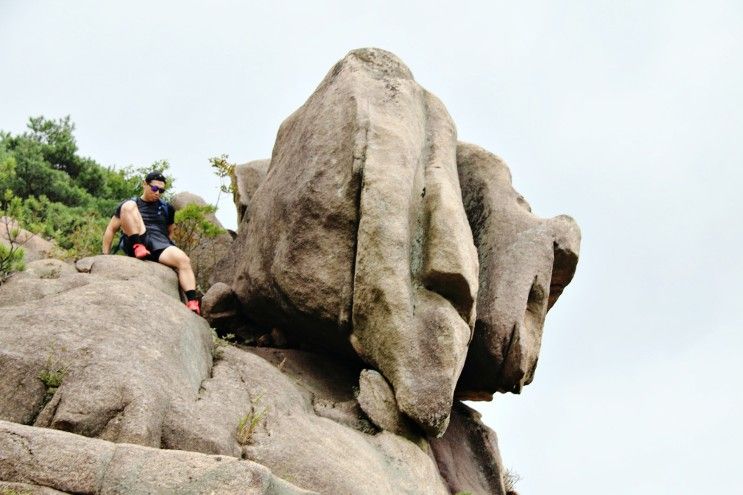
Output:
[143,171,167,201]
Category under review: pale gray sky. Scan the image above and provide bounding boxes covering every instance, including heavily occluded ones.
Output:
[2,1,741,493]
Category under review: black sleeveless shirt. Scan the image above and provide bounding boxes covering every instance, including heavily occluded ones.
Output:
[115,197,175,251]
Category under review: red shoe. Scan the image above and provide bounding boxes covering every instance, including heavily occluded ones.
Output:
[186,299,201,315]
[133,243,151,260]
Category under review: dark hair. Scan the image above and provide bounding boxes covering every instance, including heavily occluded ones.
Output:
[145,171,167,184]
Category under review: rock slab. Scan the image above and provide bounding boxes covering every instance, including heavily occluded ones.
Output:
[0,420,313,494]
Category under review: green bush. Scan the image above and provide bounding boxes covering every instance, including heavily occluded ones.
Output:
[0,242,25,284]
[0,192,27,283]
[173,203,224,256]
[173,203,225,290]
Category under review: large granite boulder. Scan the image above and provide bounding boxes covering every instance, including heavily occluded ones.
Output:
[0,255,211,445]
[227,48,478,436]
[455,143,581,396]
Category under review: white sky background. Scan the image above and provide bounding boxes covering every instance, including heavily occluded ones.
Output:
[2,1,742,493]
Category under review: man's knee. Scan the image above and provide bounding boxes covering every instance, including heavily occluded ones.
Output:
[179,253,193,270]
[162,248,192,270]
[120,200,138,214]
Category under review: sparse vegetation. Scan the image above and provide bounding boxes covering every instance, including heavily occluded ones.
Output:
[0,191,29,283]
[504,468,522,492]
[172,204,224,256]
[209,154,236,209]
[0,225,26,284]
[172,203,225,291]
[212,330,235,360]
[37,352,68,404]
[0,487,33,495]
[236,394,267,445]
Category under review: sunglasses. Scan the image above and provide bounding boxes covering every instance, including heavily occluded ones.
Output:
[149,185,166,193]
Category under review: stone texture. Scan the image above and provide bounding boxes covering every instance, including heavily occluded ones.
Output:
[455,142,581,396]
[429,401,508,495]
[164,346,450,495]
[357,369,415,437]
[0,420,313,494]
[229,48,478,436]
[0,255,212,446]
[23,258,76,279]
[75,254,182,300]
[170,191,233,292]
[234,159,270,223]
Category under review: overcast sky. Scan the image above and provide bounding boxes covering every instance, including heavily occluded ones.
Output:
[2,1,741,493]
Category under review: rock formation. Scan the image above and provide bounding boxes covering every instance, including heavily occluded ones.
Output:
[224,48,478,437]
[455,143,580,396]
[0,47,580,494]
[213,47,579,434]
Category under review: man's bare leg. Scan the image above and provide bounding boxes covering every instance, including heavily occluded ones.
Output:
[158,246,200,314]
[119,200,146,236]
[119,200,150,258]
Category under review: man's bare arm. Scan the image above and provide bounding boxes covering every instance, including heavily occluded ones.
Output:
[102,216,121,254]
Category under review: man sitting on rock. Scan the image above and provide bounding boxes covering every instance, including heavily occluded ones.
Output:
[101,171,200,315]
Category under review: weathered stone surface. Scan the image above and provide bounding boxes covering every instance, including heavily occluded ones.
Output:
[0,420,314,494]
[0,256,212,446]
[235,159,270,223]
[164,346,450,495]
[429,401,508,495]
[241,349,450,495]
[24,258,76,278]
[0,216,56,263]
[0,266,89,310]
[455,142,581,396]
[75,254,182,300]
[229,48,478,436]
[171,191,233,292]
[357,369,414,437]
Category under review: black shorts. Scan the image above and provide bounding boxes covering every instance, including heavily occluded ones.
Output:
[121,233,169,262]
